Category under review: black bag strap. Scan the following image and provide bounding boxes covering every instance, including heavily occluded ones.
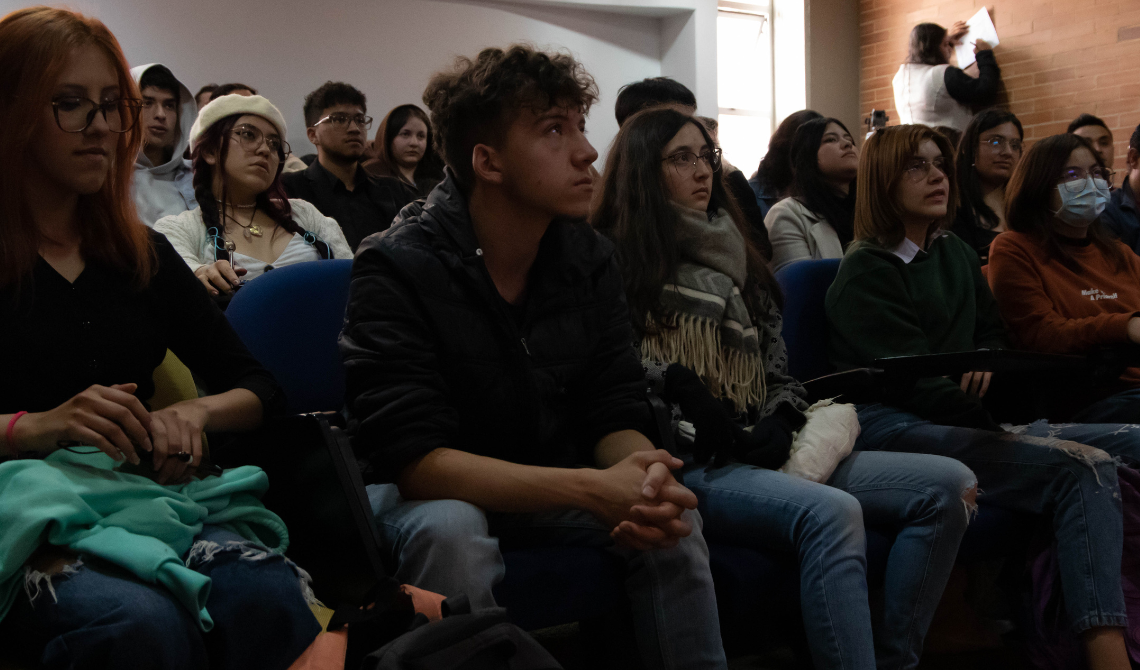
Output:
[647,391,676,453]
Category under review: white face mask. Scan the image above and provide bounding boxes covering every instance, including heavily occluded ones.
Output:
[1053,176,1110,228]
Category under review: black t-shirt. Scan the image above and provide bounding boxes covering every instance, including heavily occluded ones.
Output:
[0,231,281,415]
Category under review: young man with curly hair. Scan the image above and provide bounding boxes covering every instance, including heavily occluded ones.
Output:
[339,46,727,667]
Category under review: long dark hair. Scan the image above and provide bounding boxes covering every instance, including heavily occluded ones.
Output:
[592,107,778,338]
[789,117,857,246]
[370,104,444,184]
[191,113,304,255]
[957,109,1023,231]
[907,23,948,66]
[754,109,823,196]
[1005,133,1127,272]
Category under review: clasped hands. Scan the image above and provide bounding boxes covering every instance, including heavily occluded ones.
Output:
[11,383,208,485]
[594,449,697,552]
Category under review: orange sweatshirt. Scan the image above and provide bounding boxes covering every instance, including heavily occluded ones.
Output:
[988,230,1140,386]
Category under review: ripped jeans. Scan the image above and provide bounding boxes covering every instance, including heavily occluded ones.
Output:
[0,526,320,670]
[856,404,1129,634]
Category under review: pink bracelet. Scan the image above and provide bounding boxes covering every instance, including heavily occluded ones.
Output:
[5,411,28,453]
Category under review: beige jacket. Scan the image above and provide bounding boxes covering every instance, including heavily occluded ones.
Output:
[765,198,844,273]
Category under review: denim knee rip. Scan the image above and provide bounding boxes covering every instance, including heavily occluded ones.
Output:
[23,558,83,605]
[963,483,979,523]
[1003,420,1118,486]
[185,539,320,608]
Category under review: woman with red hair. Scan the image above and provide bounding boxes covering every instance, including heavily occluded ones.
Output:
[0,8,319,668]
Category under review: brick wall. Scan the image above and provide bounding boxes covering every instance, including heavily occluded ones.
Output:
[860,0,1140,172]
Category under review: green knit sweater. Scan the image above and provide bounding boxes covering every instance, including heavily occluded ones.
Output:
[0,450,289,631]
[825,232,1008,430]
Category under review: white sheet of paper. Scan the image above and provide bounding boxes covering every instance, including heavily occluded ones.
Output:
[955,8,1000,69]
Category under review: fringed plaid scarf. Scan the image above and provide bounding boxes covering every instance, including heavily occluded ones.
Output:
[640,206,765,412]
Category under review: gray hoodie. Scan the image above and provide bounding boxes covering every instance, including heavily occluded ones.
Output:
[130,63,198,227]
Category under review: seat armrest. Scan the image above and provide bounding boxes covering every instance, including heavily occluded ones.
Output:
[802,368,887,404]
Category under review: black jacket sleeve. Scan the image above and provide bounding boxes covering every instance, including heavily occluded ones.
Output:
[944,50,1000,106]
[340,242,459,484]
[150,233,285,416]
[567,257,653,461]
[726,169,773,262]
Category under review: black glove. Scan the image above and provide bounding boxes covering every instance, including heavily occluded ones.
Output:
[733,402,806,469]
[663,364,736,465]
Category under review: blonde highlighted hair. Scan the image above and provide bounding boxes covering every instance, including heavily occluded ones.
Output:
[854,124,958,249]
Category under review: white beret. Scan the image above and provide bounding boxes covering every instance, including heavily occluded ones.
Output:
[189,94,287,151]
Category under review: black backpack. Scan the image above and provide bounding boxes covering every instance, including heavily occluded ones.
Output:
[360,595,561,670]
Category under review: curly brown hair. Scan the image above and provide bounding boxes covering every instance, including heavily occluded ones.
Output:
[422,44,598,191]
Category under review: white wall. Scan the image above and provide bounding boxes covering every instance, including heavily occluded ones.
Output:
[2,0,667,161]
[805,0,860,141]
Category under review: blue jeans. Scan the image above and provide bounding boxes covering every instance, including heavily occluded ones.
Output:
[368,484,728,670]
[0,526,320,670]
[856,404,1128,634]
[684,450,974,670]
[1071,387,1140,427]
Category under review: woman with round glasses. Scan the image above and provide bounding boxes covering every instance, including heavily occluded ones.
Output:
[155,95,351,298]
[362,104,444,197]
[953,109,1024,264]
[0,8,320,668]
[988,134,1140,423]
[826,124,1137,670]
[594,108,977,670]
[765,117,860,271]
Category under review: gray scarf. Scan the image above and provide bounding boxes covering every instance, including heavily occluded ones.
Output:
[641,205,765,411]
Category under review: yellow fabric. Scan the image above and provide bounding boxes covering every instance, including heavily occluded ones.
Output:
[149,349,210,457]
[309,603,334,632]
[149,350,199,410]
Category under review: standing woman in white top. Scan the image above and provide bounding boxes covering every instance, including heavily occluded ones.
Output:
[154,94,351,297]
[765,118,859,272]
[892,22,1001,132]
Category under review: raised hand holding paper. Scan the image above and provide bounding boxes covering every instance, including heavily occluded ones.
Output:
[955,7,1000,69]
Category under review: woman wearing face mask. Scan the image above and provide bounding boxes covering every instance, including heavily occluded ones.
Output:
[953,109,1024,264]
[595,108,977,670]
[765,117,859,271]
[827,124,1138,670]
[361,104,444,197]
[155,95,351,297]
[893,22,1000,132]
[988,134,1138,422]
[0,8,320,668]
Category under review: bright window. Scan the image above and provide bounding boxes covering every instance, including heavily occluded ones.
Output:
[717,6,771,176]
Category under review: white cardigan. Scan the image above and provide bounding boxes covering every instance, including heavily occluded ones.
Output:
[154,198,353,274]
[765,197,844,273]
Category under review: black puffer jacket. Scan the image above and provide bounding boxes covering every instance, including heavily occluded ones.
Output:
[340,174,651,484]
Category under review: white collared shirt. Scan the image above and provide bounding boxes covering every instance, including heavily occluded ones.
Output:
[891,229,943,264]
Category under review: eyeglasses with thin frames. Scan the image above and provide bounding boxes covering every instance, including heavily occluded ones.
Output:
[980,136,1023,154]
[1058,166,1113,193]
[50,96,143,134]
[903,157,949,183]
[231,123,290,160]
[313,113,373,131]
[663,148,722,176]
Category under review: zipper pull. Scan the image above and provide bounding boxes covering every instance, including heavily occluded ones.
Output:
[520,338,531,356]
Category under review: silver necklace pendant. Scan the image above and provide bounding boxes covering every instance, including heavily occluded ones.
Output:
[243,228,252,240]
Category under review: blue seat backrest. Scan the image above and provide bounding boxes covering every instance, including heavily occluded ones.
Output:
[773,258,842,382]
[226,260,354,414]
